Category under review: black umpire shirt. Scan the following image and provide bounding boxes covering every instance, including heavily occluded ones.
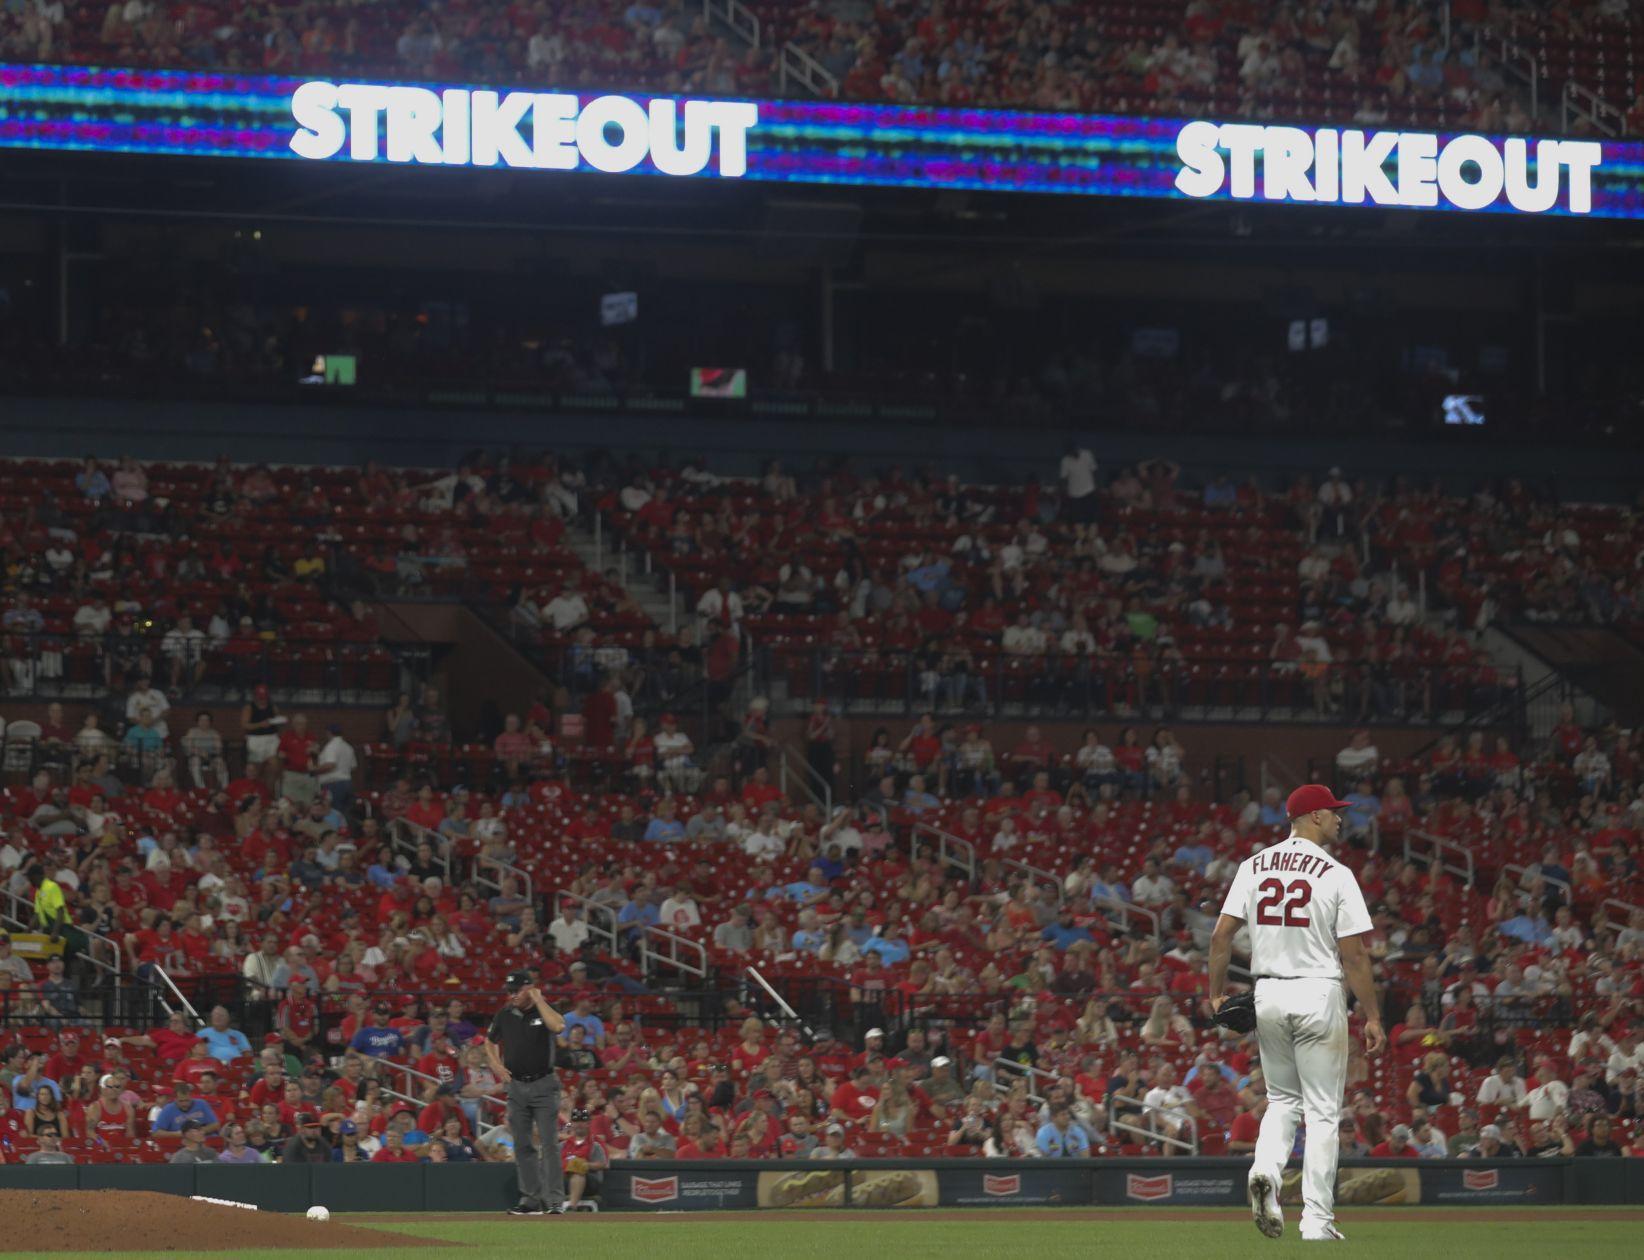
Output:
[488,1005,558,1079]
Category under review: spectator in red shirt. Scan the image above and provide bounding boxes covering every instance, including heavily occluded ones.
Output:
[1227,1095,1266,1154]
[372,1129,419,1162]
[828,1066,881,1120]
[1369,1123,1420,1158]
[1009,726,1057,779]
[741,766,782,812]
[276,977,318,1058]
[493,714,535,778]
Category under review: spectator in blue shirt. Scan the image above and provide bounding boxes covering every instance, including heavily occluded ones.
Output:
[1343,779,1380,840]
[642,800,686,843]
[1497,911,1554,948]
[1171,837,1214,876]
[1257,787,1289,827]
[900,776,940,813]
[769,866,831,905]
[197,1005,252,1063]
[349,1004,406,1058]
[1034,1105,1091,1157]
[904,554,951,594]
[1042,909,1095,951]
[617,892,660,944]
[1202,475,1237,508]
[75,459,110,499]
[561,997,606,1047]
[1088,866,1131,908]
[152,1081,220,1133]
[122,709,167,756]
[792,910,827,955]
[861,934,911,965]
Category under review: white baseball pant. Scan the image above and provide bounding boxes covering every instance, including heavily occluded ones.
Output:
[1247,977,1349,1232]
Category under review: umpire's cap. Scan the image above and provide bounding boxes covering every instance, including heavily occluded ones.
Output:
[506,969,537,989]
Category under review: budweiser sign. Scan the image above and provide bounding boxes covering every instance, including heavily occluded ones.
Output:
[630,1176,680,1204]
[982,1174,1021,1197]
[1461,1170,1499,1191]
[1126,1174,1174,1202]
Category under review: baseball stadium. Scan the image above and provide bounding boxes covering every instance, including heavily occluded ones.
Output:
[0,0,1642,1256]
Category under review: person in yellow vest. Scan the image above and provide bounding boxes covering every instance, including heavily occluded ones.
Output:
[30,865,67,935]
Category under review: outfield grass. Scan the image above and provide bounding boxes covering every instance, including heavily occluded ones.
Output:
[21,1207,1644,1260]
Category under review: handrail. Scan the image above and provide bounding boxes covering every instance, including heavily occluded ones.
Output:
[1405,828,1477,888]
[640,925,708,980]
[779,40,839,97]
[1504,861,1572,906]
[777,742,833,816]
[554,890,621,956]
[704,0,759,47]
[1562,80,1623,137]
[1000,857,1065,907]
[910,821,976,881]
[1108,1090,1199,1154]
[1485,28,1540,120]
[385,815,453,885]
[376,1059,510,1144]
[1599,898,1639,934]
[1,885,123,978]
[990,1055,1057,1105]
[1090,891,1162,941]
[149,963,202,1023]
[475,853,534,909]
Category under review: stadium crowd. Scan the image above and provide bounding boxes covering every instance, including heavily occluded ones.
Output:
[0,0,1593,135]
[0,448,1637,1177]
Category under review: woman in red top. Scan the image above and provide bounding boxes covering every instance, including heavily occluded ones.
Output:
[673,1113,724,1159]
[83,1076,136,1139]
[730,1018,770,1074]
[1113,727,1146,796]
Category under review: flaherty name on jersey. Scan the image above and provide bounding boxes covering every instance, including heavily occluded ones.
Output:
[1250,849,1334,877]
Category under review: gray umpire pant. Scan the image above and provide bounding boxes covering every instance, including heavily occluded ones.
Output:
[508,1073,564,1209]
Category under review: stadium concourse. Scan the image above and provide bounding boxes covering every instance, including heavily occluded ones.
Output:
[1,0,1622,136]
[0,452,1639,1179]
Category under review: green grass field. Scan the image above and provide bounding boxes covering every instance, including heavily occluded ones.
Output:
[19,1207,1644,1260]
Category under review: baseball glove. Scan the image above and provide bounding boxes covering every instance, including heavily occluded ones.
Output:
[565,1157,589,1175]
[1213,992,1257,1034]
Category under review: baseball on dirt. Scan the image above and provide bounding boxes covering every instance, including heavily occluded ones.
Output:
[306,1206,331,1222]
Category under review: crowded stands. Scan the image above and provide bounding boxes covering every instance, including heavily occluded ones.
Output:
[0,447,1639,1174]
[0,0,1593,135]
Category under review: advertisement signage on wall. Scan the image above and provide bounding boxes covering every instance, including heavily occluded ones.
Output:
[1420,1164,1562,1204]
[938,1167,1093,1207]
[602,1169,759,1211]
[2,63,1641,218]
[1097,1169,1247,1206]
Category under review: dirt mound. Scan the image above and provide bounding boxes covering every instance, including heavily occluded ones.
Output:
[0,1189,441,1251]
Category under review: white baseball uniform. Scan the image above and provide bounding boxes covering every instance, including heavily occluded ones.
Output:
[1220,833,1372,1234]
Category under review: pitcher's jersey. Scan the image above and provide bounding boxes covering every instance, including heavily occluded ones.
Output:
[1219,833,1372,980]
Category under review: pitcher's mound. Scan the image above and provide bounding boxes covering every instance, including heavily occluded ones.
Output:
[0,1189,441,1251]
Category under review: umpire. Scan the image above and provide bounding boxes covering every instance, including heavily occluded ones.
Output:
[483,968,568,1216]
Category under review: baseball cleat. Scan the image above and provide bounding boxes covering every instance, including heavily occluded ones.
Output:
[1248,1174,1283,1239]
[1301,1223,1346,1241]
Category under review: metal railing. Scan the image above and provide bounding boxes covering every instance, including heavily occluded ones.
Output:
[1,885,123,978]
[777,741,833,816]
[1108,1090,1199,1155]
[763,647,1521,726]
[990,1056,1058,1105]
[1001,857,1065,907]
[910,821,977,881]
[376,1055,509,1144]
[386,815,453,885]
[704,0,759,47]
[554,890,621,956]
[475,853,534,908]
[1504,862,1572,906]
[1485,27,1540,120]
[1598,898,1639,934]
[1090,892,1162,940]
[148,963,202,1023]
[778,40,839,96]
[639,925,708,981]
[1562,79,1623,136]
[1404,828,1477,887]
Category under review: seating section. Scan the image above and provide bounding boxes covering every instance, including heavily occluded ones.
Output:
[0,0,1567,134]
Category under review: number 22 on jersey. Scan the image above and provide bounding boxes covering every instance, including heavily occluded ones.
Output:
[1255,877,1313,926]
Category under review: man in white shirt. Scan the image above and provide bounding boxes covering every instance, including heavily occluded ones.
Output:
[1001,615,1047,655]
[1385,587,1418,626]
[653,715,697,792]
[696,582,744,631]
[1519,1057,1569,1122]
[1131,858,1176,906]
[549,906,589,956]
[1142,1060,1195,1144]
[125,682,170,736]
[1059,445,1098,520]
[73,598,111,637]
[543,581,591,634]
[1475,1057,1527,1106]
[315,725,358,812]
[1334,730,1379,779]
[1606,1029,1642,1086]
[658,888,701,930]
[161,615,207,691]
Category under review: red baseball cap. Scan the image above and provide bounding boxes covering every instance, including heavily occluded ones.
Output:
[1286,784,1352,818]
